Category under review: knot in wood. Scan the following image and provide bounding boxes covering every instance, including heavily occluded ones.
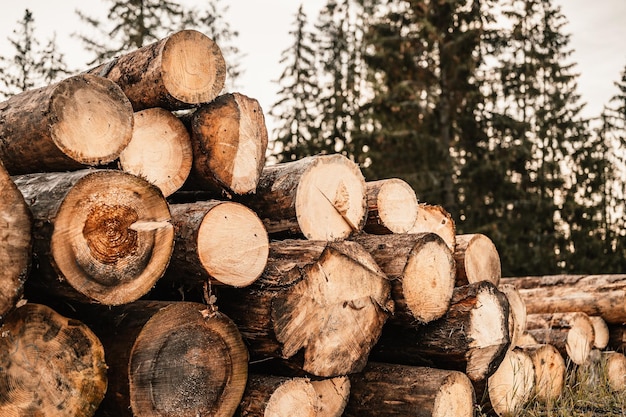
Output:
[83,204,139,264]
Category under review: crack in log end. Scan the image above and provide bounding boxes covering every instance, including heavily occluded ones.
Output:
[83,204,139,265]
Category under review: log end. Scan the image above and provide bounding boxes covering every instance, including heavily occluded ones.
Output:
[364,178,418,234]
[409,203,456,252]
[432,371,476,417]
[487,348,535,417]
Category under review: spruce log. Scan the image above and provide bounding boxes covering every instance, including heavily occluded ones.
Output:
[454,233,501,286]
[310,376,351,417]
[119,107,192,197]
[0,74,133,175]
[499,274,626,324]
[0,161,32,323]
[216,239,394,377]
[519,343,565,403]
[408,203,456,251]
[344,362,475,417]
[14,169,174,305]
[372,281,510,382]
[352,232,455,324]
[605,351,626,391]
[244,154,367,240]
[363,178,418,234]
[499,284,527,349]
[589,315,610,349]
[89,29,226,110]
[0,303,107,417]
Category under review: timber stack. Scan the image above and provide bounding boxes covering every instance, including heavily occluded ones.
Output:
[0,28,623,417]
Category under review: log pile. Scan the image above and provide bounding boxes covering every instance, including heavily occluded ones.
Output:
[0,29,624,417]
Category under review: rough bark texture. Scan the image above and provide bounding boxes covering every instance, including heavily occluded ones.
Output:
[408,203,456,252]
[0,303,107,417]
[519,343,565,403]
[0,74,133,175]
[363,178,418,234]
[89,29,226,110]
[454,234,501,287]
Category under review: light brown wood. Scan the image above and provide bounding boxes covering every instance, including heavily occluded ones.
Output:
[408,203,456,251]
[119,107,192,197]
[520,343,566,403]
[0,74,133,175]
[484,348,535,417]
[499,284,527,349]
[14,169,174,305]
[455,233,501,286]
[310,376,350,417]
[0,303,107,417]
[589,315,610,349]
[89,29,226,110]
[605,350,626,391]
[363,178,418,234]
[238,375,319,417]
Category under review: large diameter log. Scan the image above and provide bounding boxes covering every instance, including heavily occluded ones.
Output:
[519,343,565,403]
[500,274,626,324]
[216,239,394,377]
[408,203,456,251]
[245,154,367,240]
[166,200,269,287]
[119,107,192,197]
[454,233,501,286]
[0,303,107,417]
[14,169,174,305]
[372,281,510,382]
[352,232,455,324]
[0,161,32,323]
[363,178,418,234]
[344,362,475,417]
[89,29,226,110]
[0,74,133,175]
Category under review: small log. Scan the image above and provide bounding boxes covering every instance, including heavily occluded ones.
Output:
[499,284,527,349]
[408,203,456,251]
[352,232,455,324]
[454,233,501,286]
[520,343,566,403]
[89,29,226,110]
[310,376,351,417]
[589,315,610,349]
[363,178,418,234]
[0,303,107,417]
[216,239,394,377]
[14,169,174,305]
[344,362,475,417]
[0,74,133,175]
[605,350,626,391]
[244,154,367,241]
[119,107,192,197]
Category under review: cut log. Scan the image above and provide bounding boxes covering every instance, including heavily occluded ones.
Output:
[525,312,595,365]
[499,274,626,324]
[244,154,367,241]
[352,232,455,324]
[216,239,394,377]
[310,376,351,417]
[0,74,133,175]
[499,284,527,349]
[519,343,566,403]
[517,332,538,346]
[165,200,269,288]
[605,351,626,391]
[343,362,475,417]
[363,178,418,234]
[0,161,32,323]
[408,203,456,251]
[454,233,501,286]
[184,92,268,196]
[589,315,610,349]
[119,107,192,197]
[372,281,510,382]
[89,29,226,110]
[14,169,174,305]
[0,303,107,417]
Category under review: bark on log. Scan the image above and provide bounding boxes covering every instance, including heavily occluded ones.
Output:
[352,232,455,324]
[608,324,626,352]
[184,92,268,196]
[0,161,32,323]
[499,284,527,349]
[216,239,394,377]
[88,29,226,110]
[14,169,174,305]
[372,281,510,382]
[363,178,418,234]
[0,74,133,175]
[454,233,501,287]
[589,315,610,349]
[165,200,269,288]
[499,274,626,324]
[119,107,192,197]
[244,154,367,241]
[0,303,107,417]
[408,203,456,251]
[344,362,475,417]
[519,343,565,403]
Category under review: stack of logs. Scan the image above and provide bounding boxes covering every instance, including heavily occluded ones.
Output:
[1,29,625,417]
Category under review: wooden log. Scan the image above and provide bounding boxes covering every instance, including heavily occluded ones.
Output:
[352,232,455,324]
[244,154,367,241]
[499,284,527,349]
[372,281,511,382]
[0,161,32,323]
[14,169,174,305]
[216,239,394,377]
[0,74,133,175]
[608,324,626,352]
[525,312,595,365]
[604,350,626,391]
[343,362,475,417]
[363,178,418,234]
[0,303,107,417]
[589,315,610,349]
[184,92,268,197]
[310,376,351,417]
[165,200,269,288]
[408,203,456,251]
[454,233,501,286]
[88,29,226,110]
[519,343,566,403]
[517,332,538,346]
[119,107,192,197]
[499,274,626,324]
